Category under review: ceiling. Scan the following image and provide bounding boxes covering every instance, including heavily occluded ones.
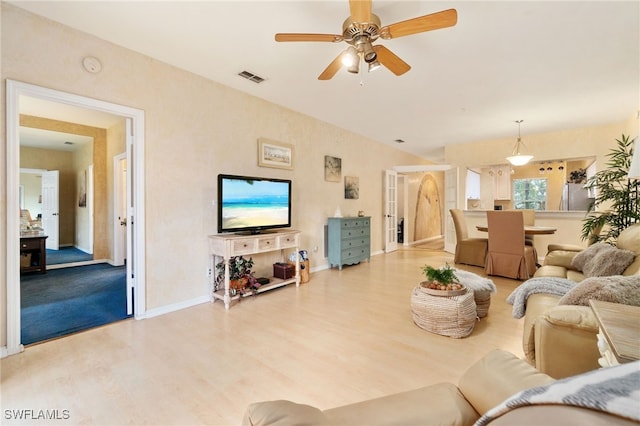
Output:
[11,1,640,161]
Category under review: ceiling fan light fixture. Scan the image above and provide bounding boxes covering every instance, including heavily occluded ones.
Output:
[368,59,381,72]
[506,119,533,166]
[347,57,360,74]
[362,41,377,63]
[341,46,358,67]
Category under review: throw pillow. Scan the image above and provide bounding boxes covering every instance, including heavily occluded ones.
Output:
[570,242,613,272]
[582,247,636,277]
[558,275,640,307]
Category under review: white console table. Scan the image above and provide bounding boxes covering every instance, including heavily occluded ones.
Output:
[208,230,301,309]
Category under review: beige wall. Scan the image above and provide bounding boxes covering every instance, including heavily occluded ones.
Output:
[1,4,436,347]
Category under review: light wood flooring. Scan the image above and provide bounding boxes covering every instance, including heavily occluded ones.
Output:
[1,248,526,425]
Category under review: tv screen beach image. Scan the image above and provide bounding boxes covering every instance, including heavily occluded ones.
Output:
[221,178,290,229]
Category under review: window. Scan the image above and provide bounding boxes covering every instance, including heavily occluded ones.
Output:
[513,178,547,210]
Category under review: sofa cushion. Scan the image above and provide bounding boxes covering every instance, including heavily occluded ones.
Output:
[583,247,636,277]
[323,382,479,426]
[543,250,579,270]
[486,405,640,426]
[558,275,640,306]
[459,350,553,416]
[243,400,328,426]
[570,242,612,271]
[566,270,587,282]
[616,223,640,275]
[475,360,640,426]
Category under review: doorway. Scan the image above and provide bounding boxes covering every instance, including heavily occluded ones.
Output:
[6,80,147,355]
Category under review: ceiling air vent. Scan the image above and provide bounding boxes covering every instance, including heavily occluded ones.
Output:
[64,141,74,145]
[238,70,266,84]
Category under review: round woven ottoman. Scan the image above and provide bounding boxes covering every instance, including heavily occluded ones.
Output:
[411,287,477,338]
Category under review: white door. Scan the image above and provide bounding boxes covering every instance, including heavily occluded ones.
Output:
[41,170,59,250]
[113,153,127,266]
[444,168,459,254]
[384,169,398,253]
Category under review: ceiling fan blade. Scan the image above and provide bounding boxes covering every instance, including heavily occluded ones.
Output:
[275,33,343,43]
[380,8,457,39]
[349,0,372,22]
[318,52,345,80]
[373,45,411,76]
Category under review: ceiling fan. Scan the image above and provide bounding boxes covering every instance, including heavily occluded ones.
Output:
[275,0,458,80]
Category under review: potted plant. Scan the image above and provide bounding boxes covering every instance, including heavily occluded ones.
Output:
[215,256,261,296]
[420,264,464,292]
[582,134,640,243]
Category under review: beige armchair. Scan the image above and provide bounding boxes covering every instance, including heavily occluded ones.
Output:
[450,209,488,267]
[485,211,537,280]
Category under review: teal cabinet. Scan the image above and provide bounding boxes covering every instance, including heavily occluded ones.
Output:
[327,217,371,270]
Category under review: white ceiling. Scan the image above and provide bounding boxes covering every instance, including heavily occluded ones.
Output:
[11,1,640,161]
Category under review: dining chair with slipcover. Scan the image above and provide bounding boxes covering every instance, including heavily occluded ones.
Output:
[485,211,538,279]
[450,209,488,268]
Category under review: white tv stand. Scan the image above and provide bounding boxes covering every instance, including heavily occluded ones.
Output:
[208,229,301,309]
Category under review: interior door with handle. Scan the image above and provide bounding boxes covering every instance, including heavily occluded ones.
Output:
[41,170,60,250]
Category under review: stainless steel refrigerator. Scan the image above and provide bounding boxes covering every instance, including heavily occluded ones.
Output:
[561,183,593,211]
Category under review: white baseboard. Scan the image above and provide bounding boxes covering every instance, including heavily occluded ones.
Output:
[143,295,210,319]
[1,344,24,359]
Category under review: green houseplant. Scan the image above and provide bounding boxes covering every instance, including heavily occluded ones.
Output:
[215,255,260,295]
[420,264,463,291]
[582,134,640,243]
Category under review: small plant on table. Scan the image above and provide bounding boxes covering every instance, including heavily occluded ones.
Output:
[421,264,463,291]
[215,255,260,296]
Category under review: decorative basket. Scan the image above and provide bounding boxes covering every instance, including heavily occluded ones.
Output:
[411,287,477,338]
[474,290,492,318]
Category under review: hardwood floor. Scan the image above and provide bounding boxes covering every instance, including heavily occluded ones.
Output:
[1,248,526,425]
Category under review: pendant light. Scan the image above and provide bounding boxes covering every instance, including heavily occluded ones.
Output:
[506,119,533,166]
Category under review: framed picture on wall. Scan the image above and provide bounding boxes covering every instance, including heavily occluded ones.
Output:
[344,176,359,199]
[258,138,294,170]
[324,155,342,182]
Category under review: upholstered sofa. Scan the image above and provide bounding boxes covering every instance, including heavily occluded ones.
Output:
[243,349,639,426]
[522,223,640,378]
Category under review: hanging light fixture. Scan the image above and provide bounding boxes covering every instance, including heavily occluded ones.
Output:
[506,119,533,166]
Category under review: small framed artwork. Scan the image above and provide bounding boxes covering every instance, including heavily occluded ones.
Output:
[344,176,359,199]
[324,155,342,182]
[258,138,294,170]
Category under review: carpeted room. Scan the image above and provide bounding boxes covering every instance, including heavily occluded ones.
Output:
[21,263,129,345]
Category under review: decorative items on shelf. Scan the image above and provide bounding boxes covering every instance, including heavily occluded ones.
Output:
[569,167,587,184]
[289,250,310,283]
[215,255,260,296]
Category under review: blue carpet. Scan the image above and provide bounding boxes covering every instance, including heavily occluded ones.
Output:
[21,264,129,344]
[46,247,93,265]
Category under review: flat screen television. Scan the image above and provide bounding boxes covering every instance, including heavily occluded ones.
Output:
[217,174,292,234]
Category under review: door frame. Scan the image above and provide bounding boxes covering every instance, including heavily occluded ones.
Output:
[383,169,398,253]
[5,80,146,356]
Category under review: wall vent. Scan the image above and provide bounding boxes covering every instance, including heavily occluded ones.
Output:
[238,70,266,84]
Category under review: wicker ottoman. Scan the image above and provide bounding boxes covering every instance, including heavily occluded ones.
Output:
[452,269,496,318]
[411,287,477,338]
